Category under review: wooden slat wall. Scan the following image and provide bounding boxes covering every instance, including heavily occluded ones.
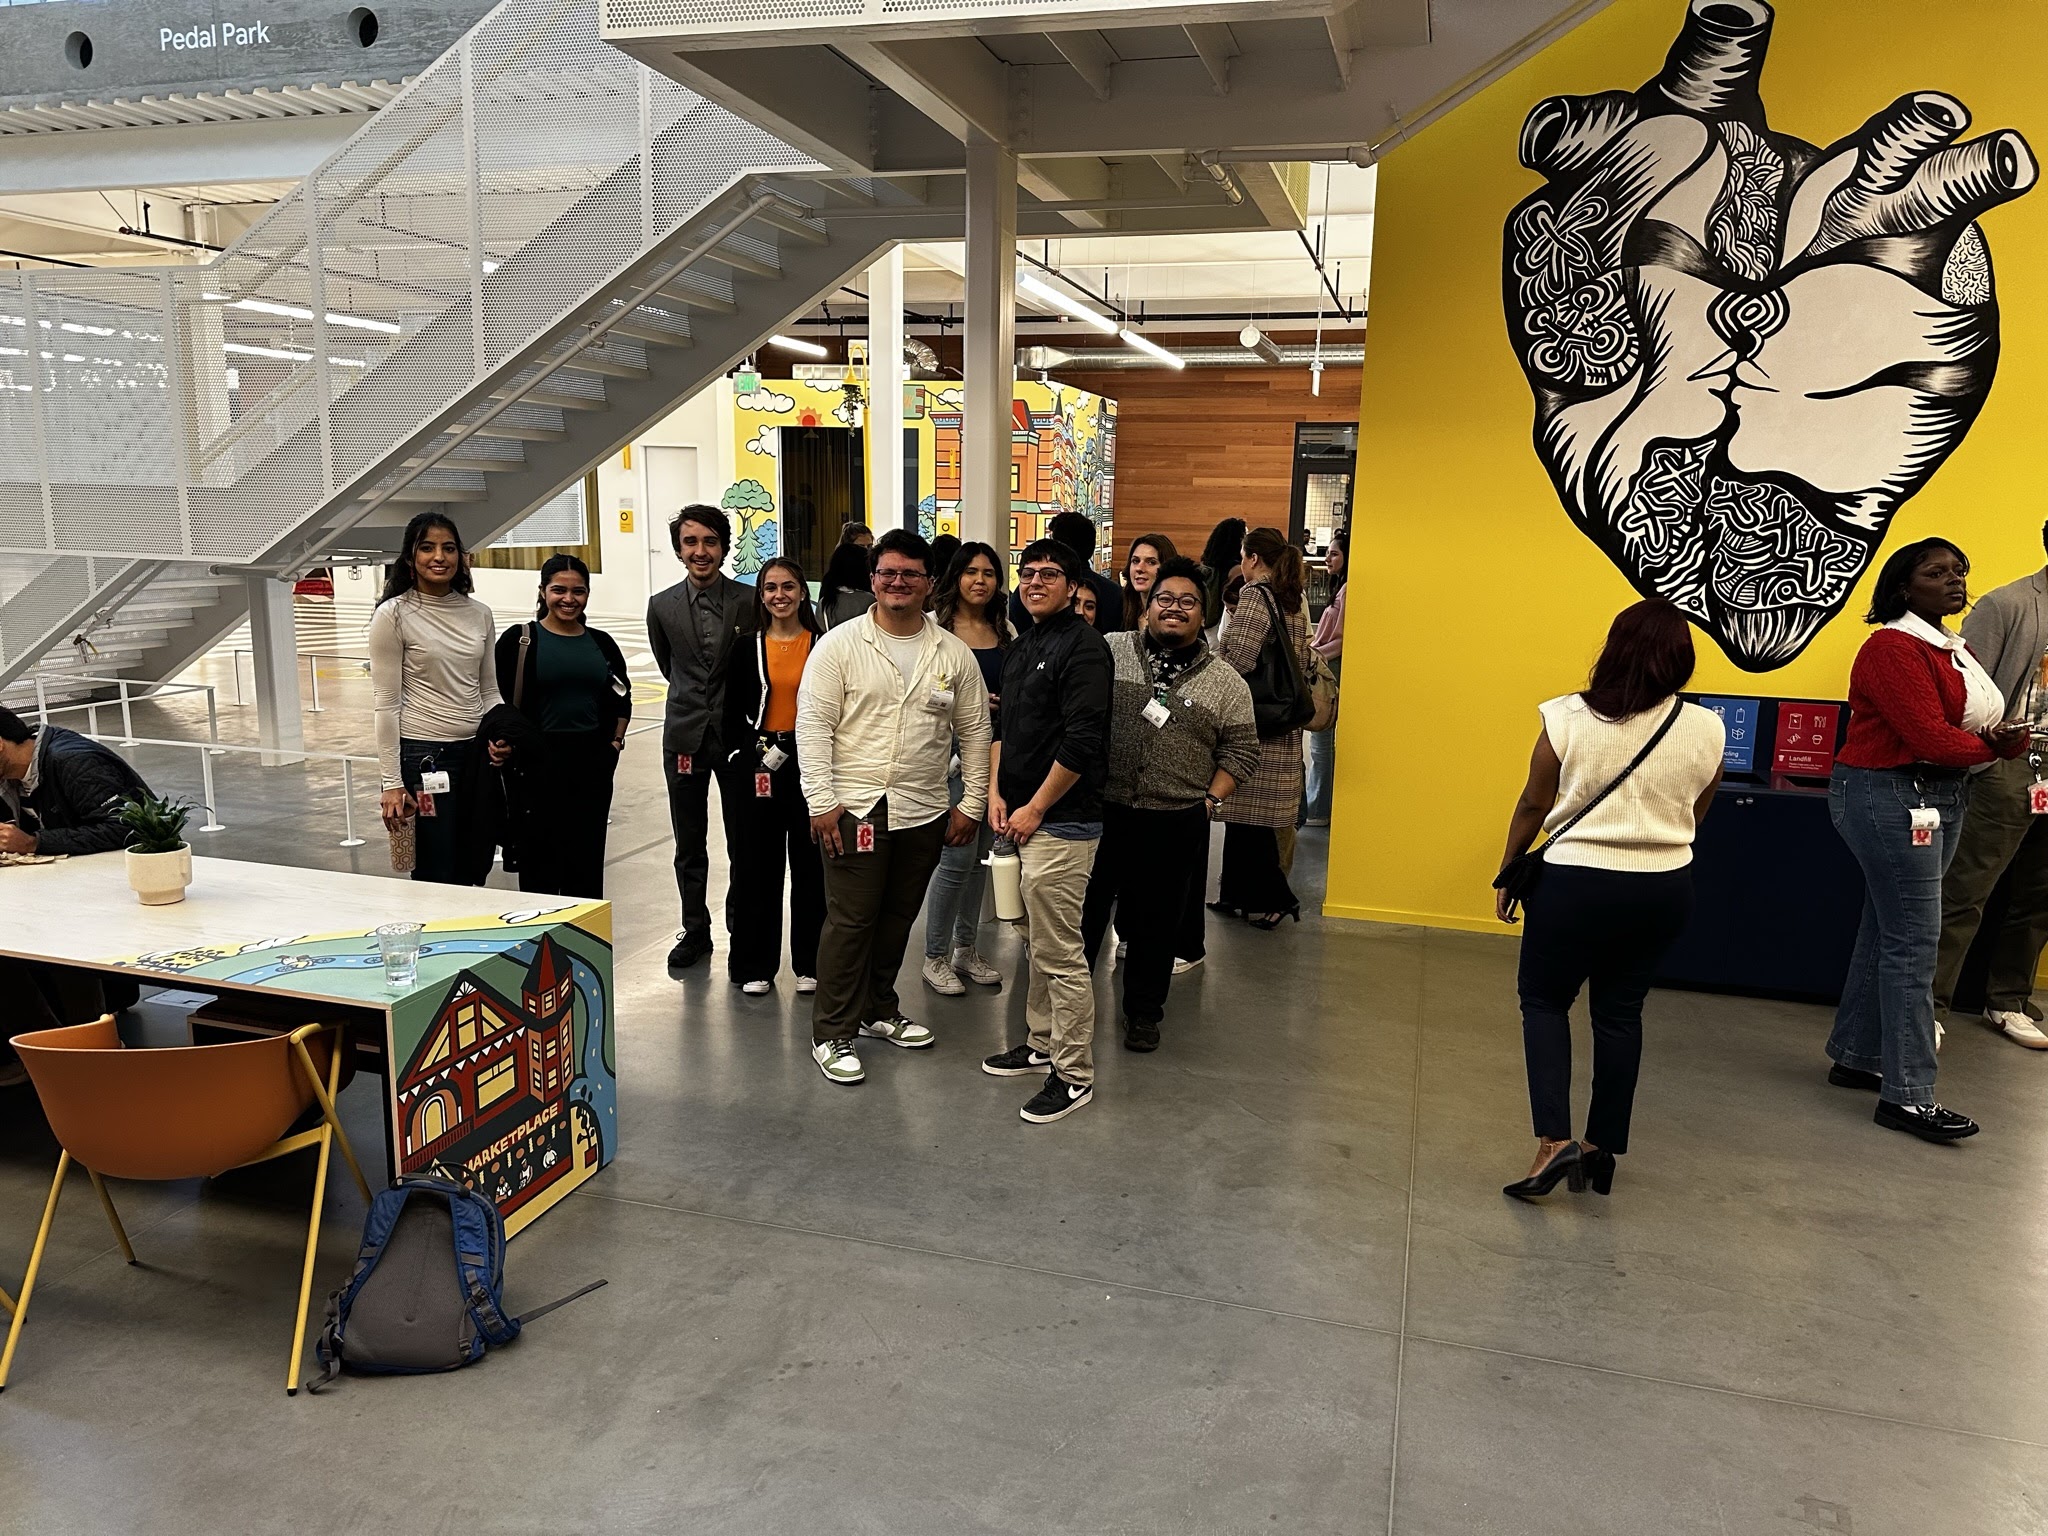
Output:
[1058,365,1361,568]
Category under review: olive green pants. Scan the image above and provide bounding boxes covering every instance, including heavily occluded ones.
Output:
[1934,754,2048,1019]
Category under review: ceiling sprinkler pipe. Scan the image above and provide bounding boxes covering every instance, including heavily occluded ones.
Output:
[1030,343,1365,370]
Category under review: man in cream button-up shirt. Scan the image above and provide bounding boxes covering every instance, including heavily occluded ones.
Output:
[795,528,990,1084]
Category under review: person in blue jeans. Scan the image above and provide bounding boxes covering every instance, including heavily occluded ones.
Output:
[1825,537,2029,1142]
[922,542,1011,996]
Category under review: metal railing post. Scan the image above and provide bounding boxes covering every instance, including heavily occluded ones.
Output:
[197,746,226,832]
[233,649,246,707]
[32,674,47,726]
[340,758,366,847]
[206,684,225,754]
[117,678,138,746]
[308,653,323,714]
[87,701,98,736]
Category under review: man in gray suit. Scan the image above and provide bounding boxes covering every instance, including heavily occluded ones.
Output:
[1935,522,2048,1049]
[648,504,756,970]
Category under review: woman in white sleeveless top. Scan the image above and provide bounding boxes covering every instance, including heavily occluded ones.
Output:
[1494,600,1725,1200]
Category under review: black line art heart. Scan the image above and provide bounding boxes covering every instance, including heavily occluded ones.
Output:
[1503,0,2035,670]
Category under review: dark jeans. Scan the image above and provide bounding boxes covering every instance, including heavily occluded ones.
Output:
[1828,764,1971,1105]
[1218,822,1297,914]
[400,737,486,887]
[1082,802,1208,1025]
[812,799,948,1043]
[1517,862,1693,1155]
[722,739,825,984]
[518,730,618,900]
[665,744,745,938]
[1178,825,1211,961]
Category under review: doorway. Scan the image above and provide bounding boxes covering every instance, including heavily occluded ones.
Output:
[642,444,700,591]
[1289,422,1356,617]
[779,426,865,578]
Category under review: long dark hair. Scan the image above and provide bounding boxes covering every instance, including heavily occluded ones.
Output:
[1581,599,1696,721]
[1865,537,1970,624]
[933,540,1013,646]
[1242,525,1305,614]
[534,553,590,621]
[819,542,872,612]
[1199,517,1247,578]
[754,556,824,635]
[1120,533,1179,629]
[380,512,474,603]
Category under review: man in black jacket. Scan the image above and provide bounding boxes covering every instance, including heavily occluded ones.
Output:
[1007,511,1121,638]
[982,539,1113,1123]
[0,705,153,1085]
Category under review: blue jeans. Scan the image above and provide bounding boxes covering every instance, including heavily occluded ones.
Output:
[925,768,993,957]
[1827,765,1973,1105]
[1304,728,1336,823]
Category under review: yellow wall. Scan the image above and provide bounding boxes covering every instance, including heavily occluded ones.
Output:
[1328,0,2048,930]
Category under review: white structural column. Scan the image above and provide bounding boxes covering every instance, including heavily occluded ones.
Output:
[961,131,1017,553]
[865,245,908,534]
[245,576,305,767]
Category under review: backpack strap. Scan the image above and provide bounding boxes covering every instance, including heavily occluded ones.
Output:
[513,622,533,714]
[513,1277,609,1327]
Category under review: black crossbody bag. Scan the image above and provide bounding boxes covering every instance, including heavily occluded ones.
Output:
[1494,697,1685,921]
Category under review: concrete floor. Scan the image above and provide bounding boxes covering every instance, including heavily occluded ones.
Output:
[4,631,2047,1533]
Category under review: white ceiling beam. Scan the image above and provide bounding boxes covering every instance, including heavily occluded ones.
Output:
[1048,29,1117,102]
[1183,25,1238,95]
[621,44,876,170]
[837,36,1012,146]
[1326,0,1432,86]
[1017,156,1115,230]
[0,114,358,198]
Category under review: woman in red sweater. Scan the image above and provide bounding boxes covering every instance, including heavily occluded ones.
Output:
[1828,537,2029,1142]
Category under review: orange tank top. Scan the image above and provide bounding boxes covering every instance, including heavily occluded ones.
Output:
[763,630,811,732]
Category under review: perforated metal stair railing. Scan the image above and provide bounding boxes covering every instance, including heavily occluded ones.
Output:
[0,0,864,690]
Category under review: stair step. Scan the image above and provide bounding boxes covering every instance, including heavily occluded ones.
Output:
[699,240,779,280]
[646,272,733,312]
[466,421,568,443]
[405,453,526,473]
[489,384,609,413]
[608,313,696,349]
[748,203,828,245]
[370,484,489,504]
[556,353,649,382]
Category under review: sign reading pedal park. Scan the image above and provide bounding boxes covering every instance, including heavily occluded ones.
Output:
[123,904,616,1236]
[1503,0,2035,671]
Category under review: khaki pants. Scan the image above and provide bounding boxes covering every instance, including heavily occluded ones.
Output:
[1017,832,1100,1086]
[1935,754,2048,1018]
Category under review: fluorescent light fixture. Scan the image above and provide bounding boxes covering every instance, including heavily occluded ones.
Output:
[1020,274,1118,335]
[1118,327,1185,369]
[768,333,828,359]
[202,292,401,334]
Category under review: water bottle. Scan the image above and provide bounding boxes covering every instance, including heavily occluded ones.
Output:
[984,837,1024,922]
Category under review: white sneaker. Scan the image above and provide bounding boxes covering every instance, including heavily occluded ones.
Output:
[859,1014,936,1049]
[950,947,1002,987]
[1172,955,1203,975]
[795,975,818,994]
[921,955,965,996]
[1936,1019,1945,1053]
[741,980,772,995]
[1988,1009,2048,1049]
[811,1040,864,1083]
[1113,941,1127,968]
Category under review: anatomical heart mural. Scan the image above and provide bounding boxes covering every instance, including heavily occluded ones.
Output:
[1503,0,2035,670]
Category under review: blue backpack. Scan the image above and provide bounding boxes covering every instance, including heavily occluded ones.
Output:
[308,1175,603,1392]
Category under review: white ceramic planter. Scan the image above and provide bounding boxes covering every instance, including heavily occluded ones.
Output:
[126,846,192,906]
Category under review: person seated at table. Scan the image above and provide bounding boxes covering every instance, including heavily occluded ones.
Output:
[0,704,152,1086]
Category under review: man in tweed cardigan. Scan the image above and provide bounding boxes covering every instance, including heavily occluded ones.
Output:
[1081,559,1261,1052]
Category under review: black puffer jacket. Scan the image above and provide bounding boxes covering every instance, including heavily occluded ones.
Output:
[17,726,151,856]
[993,608,1112,827]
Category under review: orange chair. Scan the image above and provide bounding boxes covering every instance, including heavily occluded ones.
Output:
[1,1017,373,1396]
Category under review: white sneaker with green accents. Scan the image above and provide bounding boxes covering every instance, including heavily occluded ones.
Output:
[811,1040,865,1084]
[859,1014,935,1049]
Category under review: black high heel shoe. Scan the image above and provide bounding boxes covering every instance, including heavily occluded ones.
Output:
[1246,905,1301,931]
[1502,1142,1584,1200]
[1581,1148,1616,1196]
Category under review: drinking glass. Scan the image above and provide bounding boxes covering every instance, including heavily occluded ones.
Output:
[376,922,425,988]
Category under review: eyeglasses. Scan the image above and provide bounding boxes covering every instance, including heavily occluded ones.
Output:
[1018,566,1068,586]
[1151,594,1201,613]
[874,568,927,587]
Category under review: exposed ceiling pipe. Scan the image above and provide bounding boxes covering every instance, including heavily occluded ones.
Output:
[1033,344,1364,370]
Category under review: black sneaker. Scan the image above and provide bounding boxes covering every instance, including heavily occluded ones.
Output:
[1020,1070,1092,1124]
[982,1043,1050,1077]
[667,930,712,969]
[1122,1017,1160,1053]
[1827,1062,1882,1092]
[1874,1100,1979,1142]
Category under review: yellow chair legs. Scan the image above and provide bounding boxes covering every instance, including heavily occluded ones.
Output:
[87,1170,136,1265]
[0,1150,70,1393]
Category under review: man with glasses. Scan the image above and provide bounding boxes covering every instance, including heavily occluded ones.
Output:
[1080,558,1260,1052]
[982,539,1113,1122]
[795,528,990,1085]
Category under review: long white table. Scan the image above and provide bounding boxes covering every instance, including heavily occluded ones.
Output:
[2,854,617,1236]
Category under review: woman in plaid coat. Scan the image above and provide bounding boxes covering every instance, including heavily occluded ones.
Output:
[1214,525,1309,927]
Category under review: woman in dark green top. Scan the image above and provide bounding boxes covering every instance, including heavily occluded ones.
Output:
[495,555,634,898]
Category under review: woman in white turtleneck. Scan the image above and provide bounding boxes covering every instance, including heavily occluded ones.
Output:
[369,513,504,884]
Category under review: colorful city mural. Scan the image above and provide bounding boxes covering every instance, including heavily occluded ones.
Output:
[722,377,1116,576]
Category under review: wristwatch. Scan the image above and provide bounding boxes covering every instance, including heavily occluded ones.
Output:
[1204,794,1224,812]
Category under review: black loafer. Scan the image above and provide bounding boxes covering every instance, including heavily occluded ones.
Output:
[1828,1062,1882,1092]
[1874,1100,1979,1142]
[667,930,713,969]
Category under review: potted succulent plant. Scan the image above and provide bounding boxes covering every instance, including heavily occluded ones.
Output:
[119,791,194,905]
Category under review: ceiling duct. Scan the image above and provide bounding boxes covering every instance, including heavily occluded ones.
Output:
[904,335,942,377]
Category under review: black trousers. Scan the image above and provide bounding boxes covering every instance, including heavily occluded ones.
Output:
[518,730,618,900]
[812,800,947,1043]
[720,741,825,984]
[0,958,116,1062]
[1218,822,1297,914]
[665,745,745,938]
[1082,802,1208,1025]
[1177,824,1211,961]
[1517,863,1693,1155]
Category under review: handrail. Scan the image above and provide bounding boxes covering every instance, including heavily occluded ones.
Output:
[83,731,379,848]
